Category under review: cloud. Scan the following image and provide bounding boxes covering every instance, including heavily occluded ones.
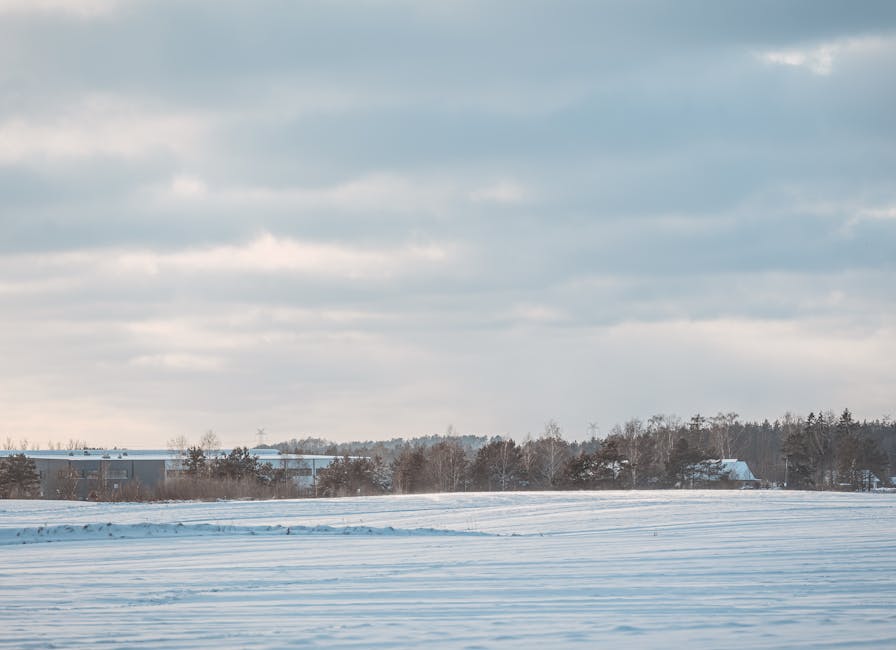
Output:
[0,0,118,17]
[156,173,458,215]
[129,353,225,372]
[169,175,208,199]
[0,2,894,446]
[847,205,896,229]
[758,45,837,75]
[756,35,896,75]
[117,233,451,278]
[0,232,454,283]
[468,180,531,204]
[0,95,207,163]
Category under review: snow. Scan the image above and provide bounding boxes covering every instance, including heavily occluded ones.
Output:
[1,491,895,648]
[718,459,759,481]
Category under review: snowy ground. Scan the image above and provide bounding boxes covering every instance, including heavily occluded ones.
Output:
[1,491,895,649]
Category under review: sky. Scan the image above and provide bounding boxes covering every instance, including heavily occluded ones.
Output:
[1,1,894,449]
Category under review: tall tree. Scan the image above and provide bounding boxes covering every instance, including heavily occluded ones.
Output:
[665,438,721,488]
[426,439,468,492]
[0,453,41,498]
[617,419,655,488]
[781,414,817,488]
[471,438,524,491]
[709,412,740,459]
[184,446,208,478]
[523,421,571,489]
[391,446,429,494]
[212,447,260,481]
[316,455,389,497]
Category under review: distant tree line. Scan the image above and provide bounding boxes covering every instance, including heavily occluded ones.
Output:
[294,409,894,496]
[1,409,892,500]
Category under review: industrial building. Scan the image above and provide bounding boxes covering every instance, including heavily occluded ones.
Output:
[0,448,341,499]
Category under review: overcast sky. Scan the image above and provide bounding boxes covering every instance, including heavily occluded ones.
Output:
[1,1,894,448]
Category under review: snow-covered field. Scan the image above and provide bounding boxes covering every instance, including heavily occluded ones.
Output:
[2,491,894,649]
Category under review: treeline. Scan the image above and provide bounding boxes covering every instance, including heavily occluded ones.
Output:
[284,409,894,496]
[2,409,892,501]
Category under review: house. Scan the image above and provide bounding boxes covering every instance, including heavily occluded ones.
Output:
[690,459,761,488]
[855,470,881,491]
[718,459,761,487]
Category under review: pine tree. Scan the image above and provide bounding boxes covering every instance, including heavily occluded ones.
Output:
[184,446,208,478]
[781,414,816,488]
[0,454,41,498]
[471,438,524,491]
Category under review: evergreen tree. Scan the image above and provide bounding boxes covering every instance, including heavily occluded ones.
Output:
[664,438,721,487]
[781,414,816,488]
[184,446,208,477]
[834,409,860,488]
[316,455,390,497]
[471,438,524,491]
[0,454,41,498]
[212,446,260,481]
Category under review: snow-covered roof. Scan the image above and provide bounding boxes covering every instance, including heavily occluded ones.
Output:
[718,459,759,481]
[0,449,344,462]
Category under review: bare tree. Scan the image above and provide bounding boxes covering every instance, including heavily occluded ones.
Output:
[526,421,570,489]
[88,459,111,500]
[427,439,468,492]
[57,464,81,500]
[618,418,650,488]
[648,414,681,467]
[166,435,189,457]
[709,411,740,459]
[472,437,524,491]
[200,430,221,455]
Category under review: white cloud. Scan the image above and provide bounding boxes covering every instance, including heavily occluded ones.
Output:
[229,174,450,213]
[851,205,896,225]
[129,353,225,372]
[169,175,208,199]
[1,233,454,282]
[759,46,836,75]
[115,232,451,279]
[156,172,536,217]
[125,319,252,353]
[156,173,458,216]
[829,203,896,235]
[509,303,565,324]
[0,0,118,17]
[469,180,531,204]
[757,35,895,76]
[0,95,207,163]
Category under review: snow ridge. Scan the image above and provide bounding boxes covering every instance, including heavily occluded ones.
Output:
[1,521,492,545]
